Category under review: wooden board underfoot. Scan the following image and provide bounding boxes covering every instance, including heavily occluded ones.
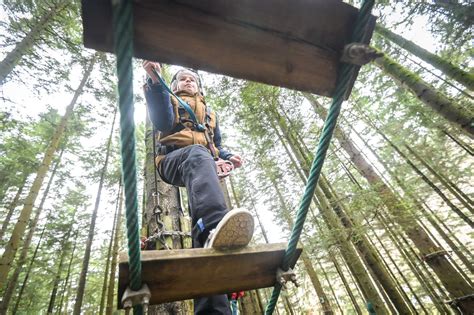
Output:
[118,243,302,308]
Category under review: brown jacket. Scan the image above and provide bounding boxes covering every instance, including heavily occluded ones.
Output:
[155,91,219,165]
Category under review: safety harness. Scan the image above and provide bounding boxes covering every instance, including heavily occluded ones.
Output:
[151,68,233,178]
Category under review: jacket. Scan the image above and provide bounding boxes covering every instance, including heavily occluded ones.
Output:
[144,80,233,165]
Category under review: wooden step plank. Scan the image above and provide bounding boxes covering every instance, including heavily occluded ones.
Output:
[118,243,302,308]
[81,0,375,98]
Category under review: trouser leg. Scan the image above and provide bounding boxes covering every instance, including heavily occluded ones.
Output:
[159,144,228,244]
[158,144,231,315]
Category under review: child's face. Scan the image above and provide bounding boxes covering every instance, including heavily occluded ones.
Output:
[176,73,199,95]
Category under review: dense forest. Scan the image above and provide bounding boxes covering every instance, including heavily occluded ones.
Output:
[0,0,472,314]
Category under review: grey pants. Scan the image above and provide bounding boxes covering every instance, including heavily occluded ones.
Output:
[159,144,231,315]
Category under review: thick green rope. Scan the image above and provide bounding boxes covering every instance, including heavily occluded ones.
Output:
[264,0,375,313]
[112,0,142,307]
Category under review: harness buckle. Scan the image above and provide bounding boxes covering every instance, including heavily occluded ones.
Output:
[216,159,234,178]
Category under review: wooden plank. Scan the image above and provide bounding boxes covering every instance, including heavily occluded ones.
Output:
[118,243,302,308]
[81,0,375,98]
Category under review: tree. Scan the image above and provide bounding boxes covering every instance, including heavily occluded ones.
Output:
[73,106,116,314]
[373,53,473,136]
[0,55,97,287]
[375,24,474,90]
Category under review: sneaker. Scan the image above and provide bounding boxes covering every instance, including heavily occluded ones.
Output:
[204,209,254,250]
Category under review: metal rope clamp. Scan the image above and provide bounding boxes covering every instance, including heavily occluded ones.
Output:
[276,268,298,288]
[122,284,151,314]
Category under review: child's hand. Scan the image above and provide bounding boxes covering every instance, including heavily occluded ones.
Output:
[229,155,243,169]
[142,60,161,84]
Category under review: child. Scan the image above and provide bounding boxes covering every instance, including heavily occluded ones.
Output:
[143,61,254,314]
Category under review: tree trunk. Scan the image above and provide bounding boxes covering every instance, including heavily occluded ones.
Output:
[0,55,96,287]
[373,53,474,136]
[377,213,451,314]
[364,221,429,314]
[307,94,474,313]
[58,230,79,314]
[268,104,398,313]
[47,211,76,314]
[106,183,123,315]
[270,110,384,309]
[319,176,415,314]
[387,133,472,227]
[0,178,26,241]
[73,104,115,315]
[375,24,474,90]
[343,116,474,273]
[10,224,46,314]
[404,144,473,214]
[98,193,119,315]
[0,147,64,314]
[266,176,334,315]
[144,116,190,314]
[0,1,69,82]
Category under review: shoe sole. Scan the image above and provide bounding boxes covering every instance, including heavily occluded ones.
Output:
[210,210,254,250]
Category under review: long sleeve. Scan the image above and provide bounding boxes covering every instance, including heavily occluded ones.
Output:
[213,117,233,160]
[144,79,175,132]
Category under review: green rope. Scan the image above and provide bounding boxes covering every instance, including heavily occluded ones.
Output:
[112,0,142,313]
[264,1,375,313]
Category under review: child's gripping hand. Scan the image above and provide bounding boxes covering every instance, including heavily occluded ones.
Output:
[142,60,161,84]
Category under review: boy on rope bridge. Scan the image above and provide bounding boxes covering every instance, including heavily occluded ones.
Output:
[142,60,255,315]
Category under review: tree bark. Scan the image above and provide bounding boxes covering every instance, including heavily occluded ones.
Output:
[0,55,96,287]
[0,1,69,82]
[73,104,115,315]
[373,54,474,136]
[106,183,123,315]
[375,24,474,90]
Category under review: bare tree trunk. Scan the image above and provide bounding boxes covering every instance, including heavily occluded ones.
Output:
[404,144,473,213]
[364,221,430,314]
[0,178,26,241]
[373,54,473,136]
[105,183,123,315]
[319,176,415,314]
[0,1,69,82]
[386,133,472,227]
[307,94,474,312]
[73,105,115,315]
[0,55,97,287]
[98,190,119,315]
[58,230,79,314]
[47,211,76,314]
[375,24,474,90]
[343,116,474,273]
[0,147,64,314]
[377,213,451,314]
[10,224,46,314]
